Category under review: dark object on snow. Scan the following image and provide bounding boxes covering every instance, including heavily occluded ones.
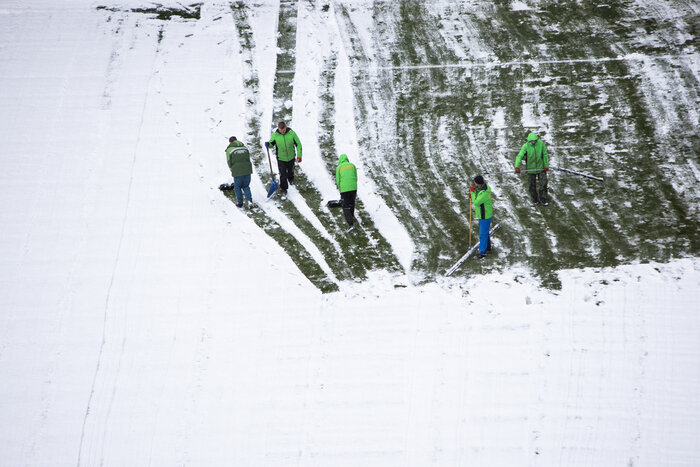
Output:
[326,199,343,208]
[219,183,234,191]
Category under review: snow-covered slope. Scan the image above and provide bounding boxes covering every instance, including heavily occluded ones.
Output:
[1,1,699,466]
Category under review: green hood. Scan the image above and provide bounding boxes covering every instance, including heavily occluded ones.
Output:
[336,154,357,193]
[515,133,549,172]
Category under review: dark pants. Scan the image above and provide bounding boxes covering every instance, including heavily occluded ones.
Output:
[341,190,356,227]
[277,158,295,190]
[528,171,548,203]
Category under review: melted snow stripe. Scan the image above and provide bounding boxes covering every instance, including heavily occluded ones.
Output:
[275,53,692,74]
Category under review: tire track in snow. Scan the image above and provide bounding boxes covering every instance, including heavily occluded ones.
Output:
[76,19,159,466]
[274,52,694,74]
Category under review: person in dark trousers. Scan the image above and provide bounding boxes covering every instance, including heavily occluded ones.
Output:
[225,136,254,209]
[470,175,493,259]
[336,154,357,232]
[515,132,550,205]
[266,121,302,198]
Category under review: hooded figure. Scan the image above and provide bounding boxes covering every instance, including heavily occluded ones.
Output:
[515,132,550,205]
[336,154,357,231]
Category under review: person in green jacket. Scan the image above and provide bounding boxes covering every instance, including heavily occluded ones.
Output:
[515,132,550,205]
[225,136,254,209]
[336,154,358,232]
[265,121,302,198]
[470,175,493,259]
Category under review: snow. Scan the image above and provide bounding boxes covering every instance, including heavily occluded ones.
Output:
[1,1,699,466]
[511,1,532,12]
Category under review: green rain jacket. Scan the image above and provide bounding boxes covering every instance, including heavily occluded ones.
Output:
[225,141,253,177]
[268,128,302,162]
[470,183,493,220]
[336,154,357,193]
[515,132,549,173]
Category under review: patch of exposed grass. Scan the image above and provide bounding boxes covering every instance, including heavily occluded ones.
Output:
[97,4,203,21]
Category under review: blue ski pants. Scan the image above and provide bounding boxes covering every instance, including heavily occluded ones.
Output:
[478,217,492,255]
[233,174,252,206]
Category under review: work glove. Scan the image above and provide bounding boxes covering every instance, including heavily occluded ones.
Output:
[543,167,549,172]
[515,168,521,174]
[296,157,302,163]
[469,186,476,192]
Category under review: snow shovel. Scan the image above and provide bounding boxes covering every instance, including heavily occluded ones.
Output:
[264,143,278,198]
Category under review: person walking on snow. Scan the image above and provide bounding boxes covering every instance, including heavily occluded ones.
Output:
[336,154,358,232]
[470,175,493,259]
[225,136,254,209]
[266,121,302,198]
[515,132,550,205]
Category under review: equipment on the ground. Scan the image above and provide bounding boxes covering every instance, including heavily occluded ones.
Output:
[445,223,501,277]
[484,168,542,175]
[326,199,343,208]
[219,183,234,191]
[550,166,604,182]
[264,143,279,198]
[484,166,603,182]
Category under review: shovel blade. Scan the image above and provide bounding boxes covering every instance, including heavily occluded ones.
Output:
[267,178,278,198]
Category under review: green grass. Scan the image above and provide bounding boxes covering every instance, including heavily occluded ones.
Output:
[335,1,699,286]
[97,4,203,21]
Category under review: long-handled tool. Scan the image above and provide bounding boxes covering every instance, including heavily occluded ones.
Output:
[264,142,279,198]
[483,166,603,182]
[446,223,501,276]
[483,168,550,175]
[468,194,472,250]
[550,166,604,182]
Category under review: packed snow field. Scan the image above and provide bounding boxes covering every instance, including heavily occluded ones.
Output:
[1,0,699,466]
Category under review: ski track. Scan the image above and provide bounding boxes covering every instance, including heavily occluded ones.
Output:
[77,14,161,466]
[275,52,695,75]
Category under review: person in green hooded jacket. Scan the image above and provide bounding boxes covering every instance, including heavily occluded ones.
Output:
[266,120,302,198]
[225,136,254,209]
[336,154,357,232]
[470,175,493,259]
[515,132,550,205]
